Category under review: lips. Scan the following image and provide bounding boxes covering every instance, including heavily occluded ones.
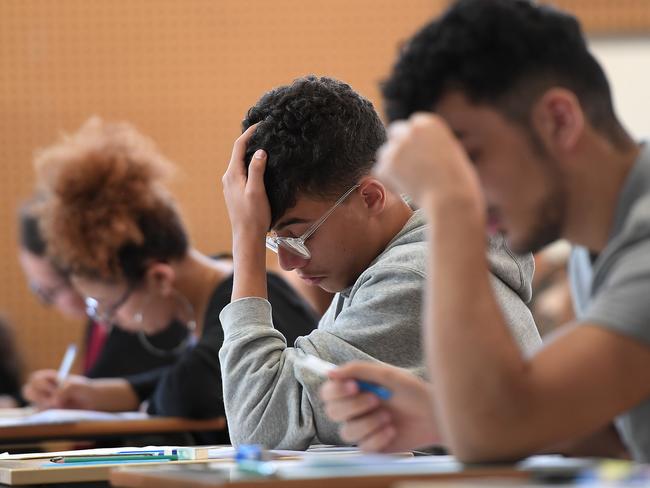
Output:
[298,274,324,286]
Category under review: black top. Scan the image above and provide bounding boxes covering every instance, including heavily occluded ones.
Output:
[85,322,184,379]
[0,328,22,400]
[0,368,21,400]
[126,272,318,442]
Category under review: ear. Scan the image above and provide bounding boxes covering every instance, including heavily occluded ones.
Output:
[358,177,386,216]
[144,262,175,296]
[531,88,584,155]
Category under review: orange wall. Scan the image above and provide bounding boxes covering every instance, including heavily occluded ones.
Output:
[2,0,647,375]
[0,1,445,373]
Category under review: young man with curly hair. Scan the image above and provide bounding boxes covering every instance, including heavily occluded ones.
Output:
[321,0,649,462]
[220,75,541,449]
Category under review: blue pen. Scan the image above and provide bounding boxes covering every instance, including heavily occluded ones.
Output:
[235,445,277,477]
[293,351,392,400]
[117,449,177,456]
[354,380,392,401]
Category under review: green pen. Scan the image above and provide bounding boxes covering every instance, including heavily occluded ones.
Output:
[50,454,178,464]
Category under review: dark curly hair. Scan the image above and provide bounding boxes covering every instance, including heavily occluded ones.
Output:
[382,0,627,147]
[34,117,189,283]
[243,76,386,226]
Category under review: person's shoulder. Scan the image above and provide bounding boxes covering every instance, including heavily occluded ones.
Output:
[353,249,427,298]
[618,194,650,245]
[485,233,534,301]
[595,194,650,284]
[378,239,428,271]
[372,213,429,275]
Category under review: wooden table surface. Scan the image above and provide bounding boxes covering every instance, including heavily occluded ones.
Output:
[109,460,528,488]
[0,416,226,444]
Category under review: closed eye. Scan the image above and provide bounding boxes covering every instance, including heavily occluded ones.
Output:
[465,149,481,164]
[279,224,312,239]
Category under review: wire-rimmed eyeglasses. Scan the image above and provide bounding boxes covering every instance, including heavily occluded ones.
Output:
[265,184,360,260]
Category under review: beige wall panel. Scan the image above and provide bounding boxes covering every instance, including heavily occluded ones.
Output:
[0,1,445,373]
[544,0,650,34]
[3,0,647,375]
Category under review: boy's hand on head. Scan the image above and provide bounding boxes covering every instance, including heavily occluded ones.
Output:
[320,361,440,452]
[222,124,272,243]
[374,113,483,213]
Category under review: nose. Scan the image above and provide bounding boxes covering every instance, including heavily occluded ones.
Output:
[278,247,309,271]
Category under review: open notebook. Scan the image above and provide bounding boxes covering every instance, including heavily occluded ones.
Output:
[0,408,146,428]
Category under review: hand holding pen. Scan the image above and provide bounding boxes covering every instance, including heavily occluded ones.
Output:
[318,361,441,453]
[21,344,98,411]
[292,351,392,400]
[51,344,96,410]
[22,344,78,409]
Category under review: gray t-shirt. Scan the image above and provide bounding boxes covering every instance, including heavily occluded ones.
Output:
[569,142,650,462]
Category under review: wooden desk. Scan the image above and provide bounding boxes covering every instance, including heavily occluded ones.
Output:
[0,417,225,445]
[110,454,608,488]
[0,458,222,486]
[110,459,528,488]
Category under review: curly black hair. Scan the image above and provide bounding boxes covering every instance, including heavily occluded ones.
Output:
[243,76,386,226]
[382,0,627,146]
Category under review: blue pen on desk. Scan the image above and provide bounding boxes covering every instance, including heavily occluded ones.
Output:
[235,445,277,477]
[292,351,392,400]
[117,449,178,456]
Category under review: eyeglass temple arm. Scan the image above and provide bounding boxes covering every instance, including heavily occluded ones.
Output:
[300,184,360,241]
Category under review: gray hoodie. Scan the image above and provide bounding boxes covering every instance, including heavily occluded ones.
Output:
[219,209,540,449]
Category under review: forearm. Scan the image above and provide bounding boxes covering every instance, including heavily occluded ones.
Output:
[425,196,529,458]
[89,379,140,412]
[222,125,271,301]
[219,298,326,449]
[232,232,268,300]
[543,424,629,459]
